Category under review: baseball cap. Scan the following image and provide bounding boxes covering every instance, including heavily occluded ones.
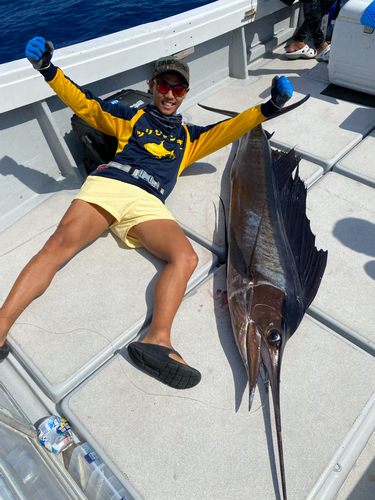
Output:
[152,56,190,86]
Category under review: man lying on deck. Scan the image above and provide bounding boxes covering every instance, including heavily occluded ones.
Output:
[0,37,293,389]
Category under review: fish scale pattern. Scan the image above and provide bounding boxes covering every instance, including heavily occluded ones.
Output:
[360,0,375,28]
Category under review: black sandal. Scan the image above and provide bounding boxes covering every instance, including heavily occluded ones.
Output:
[0,342,10,363]
[127,342,201,390]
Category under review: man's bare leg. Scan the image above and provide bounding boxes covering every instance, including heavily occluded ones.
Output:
[0,200,115,348]
[129,219,198,365]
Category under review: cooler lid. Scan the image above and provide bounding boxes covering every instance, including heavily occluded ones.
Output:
[338,0,373,22]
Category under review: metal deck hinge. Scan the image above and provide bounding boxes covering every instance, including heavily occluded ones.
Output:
[244,8,257,19]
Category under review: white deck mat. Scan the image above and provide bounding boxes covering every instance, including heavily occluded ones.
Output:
[335,129,375,187]
[0,192,218,402]
[166,138,233,256]
[62,265,375,500]
[306,172,375,347]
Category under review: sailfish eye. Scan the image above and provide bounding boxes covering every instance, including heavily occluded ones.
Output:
[268,329,281,343]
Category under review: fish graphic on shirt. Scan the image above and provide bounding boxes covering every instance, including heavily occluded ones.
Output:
[144,140,176,159]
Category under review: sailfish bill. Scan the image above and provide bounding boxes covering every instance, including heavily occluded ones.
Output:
[200,100,327,500]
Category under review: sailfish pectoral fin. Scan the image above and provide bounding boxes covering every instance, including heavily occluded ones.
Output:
[266,95,310,121]
[246,322,261,411]
[228,292,261,411]
[197,103,238,117]
[198,95,310,122]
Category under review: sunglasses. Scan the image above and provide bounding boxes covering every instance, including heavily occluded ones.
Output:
[153,79,188,97]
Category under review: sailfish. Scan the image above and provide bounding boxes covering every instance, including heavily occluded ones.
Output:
[199,98,328,500]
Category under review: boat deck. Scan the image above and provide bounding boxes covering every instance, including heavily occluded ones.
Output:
[1,45,375,500]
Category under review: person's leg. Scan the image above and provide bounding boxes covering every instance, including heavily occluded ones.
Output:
[288,23,309,53]
[129,219,198,364]
[287,8,317,56]
[0,200,115,348]
[315,0,336,54]
[300,0,335,53]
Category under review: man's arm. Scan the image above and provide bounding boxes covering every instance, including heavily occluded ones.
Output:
[179,76,293,172]
[25,37,137,139]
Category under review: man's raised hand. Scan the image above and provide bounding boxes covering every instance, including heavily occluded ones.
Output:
[25,37,54,70]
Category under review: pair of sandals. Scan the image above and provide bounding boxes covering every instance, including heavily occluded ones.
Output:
[286,44,330,62]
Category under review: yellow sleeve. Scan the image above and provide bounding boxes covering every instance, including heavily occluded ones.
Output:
[179,105,267,175]
[47,67,132,138]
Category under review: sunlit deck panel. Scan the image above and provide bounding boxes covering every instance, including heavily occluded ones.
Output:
[192,46,375,169]
[62,265,375,500]
[306,172,375,348]
[334,129,375,187]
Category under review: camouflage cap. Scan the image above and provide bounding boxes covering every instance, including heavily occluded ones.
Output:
[152,56,190,86]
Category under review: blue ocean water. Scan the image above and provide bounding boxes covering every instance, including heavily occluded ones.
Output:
[1,0,216,65]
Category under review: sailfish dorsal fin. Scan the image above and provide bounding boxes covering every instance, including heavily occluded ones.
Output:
[279,168,328,308]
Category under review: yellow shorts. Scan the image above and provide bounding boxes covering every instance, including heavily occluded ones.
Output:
[74,176,176,248]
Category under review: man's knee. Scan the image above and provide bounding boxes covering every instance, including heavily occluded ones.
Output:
[40,227,79,261]
[182,247,199,275]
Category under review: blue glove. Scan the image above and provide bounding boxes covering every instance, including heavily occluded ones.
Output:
[270,75,293,109]
[25,37,54,70]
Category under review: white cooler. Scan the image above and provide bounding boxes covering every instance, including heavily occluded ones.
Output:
[329,0,375,95]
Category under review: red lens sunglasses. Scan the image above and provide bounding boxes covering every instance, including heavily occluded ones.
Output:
[153,79,188,97]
